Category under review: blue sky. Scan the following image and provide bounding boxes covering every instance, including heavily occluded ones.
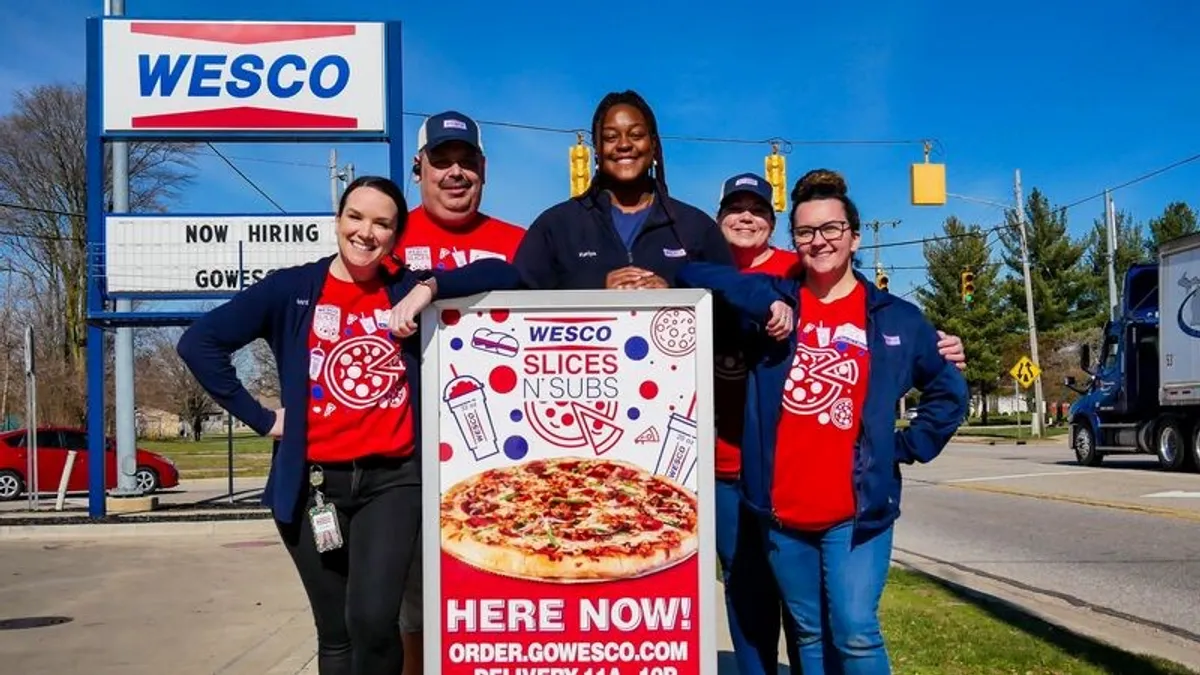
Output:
[4,0,1200,298]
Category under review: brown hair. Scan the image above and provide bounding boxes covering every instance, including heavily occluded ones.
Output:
[789,168,860,232]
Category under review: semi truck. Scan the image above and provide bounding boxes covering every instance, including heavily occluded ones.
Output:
[1065,232,1200,471]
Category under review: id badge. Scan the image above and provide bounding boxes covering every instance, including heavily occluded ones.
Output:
[308,502,344,553]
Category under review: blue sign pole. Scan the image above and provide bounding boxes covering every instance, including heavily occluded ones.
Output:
[85,16,108,519]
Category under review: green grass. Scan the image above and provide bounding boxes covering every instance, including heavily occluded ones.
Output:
[140,434,272,478]
[882,569,1194,674]
[955,426,1070,440]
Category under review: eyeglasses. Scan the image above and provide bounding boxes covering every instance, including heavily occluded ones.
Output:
[792,220,850,244]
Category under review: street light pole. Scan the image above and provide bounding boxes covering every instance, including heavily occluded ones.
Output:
[1013,170,1045,437]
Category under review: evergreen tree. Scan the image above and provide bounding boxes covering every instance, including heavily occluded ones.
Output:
[916,216,1012,422]
[996,188,1093,337]
[1080,208,1146,320]
[1145,201,1198,255]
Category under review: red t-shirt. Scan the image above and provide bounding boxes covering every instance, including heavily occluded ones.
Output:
[392,206,525,271]
[714,247,801,479]
[772,281,870,530]
[305,273,415,463]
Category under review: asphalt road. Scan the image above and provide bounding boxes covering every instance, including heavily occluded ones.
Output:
[896,441,1200,646]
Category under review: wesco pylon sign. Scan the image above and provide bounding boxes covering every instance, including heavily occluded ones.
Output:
[99,20,390,135]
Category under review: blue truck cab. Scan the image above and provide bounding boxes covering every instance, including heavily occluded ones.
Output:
[1065,233,1200,472]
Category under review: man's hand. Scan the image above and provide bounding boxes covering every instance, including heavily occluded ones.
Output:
[389,281,436,338]
[605,266,665,289]
[766,301,793,341]
[268,408,285,439]
[937,330,966,371]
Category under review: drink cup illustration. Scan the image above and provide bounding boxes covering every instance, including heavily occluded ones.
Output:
[443,374,500,461]
[655,413,698,488]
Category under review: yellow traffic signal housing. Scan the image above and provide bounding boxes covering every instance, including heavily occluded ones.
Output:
[875,270,890,292]
[569,133,592,197]
[764,144,787,212]
[910,141,946,206]
[960,270,976,303]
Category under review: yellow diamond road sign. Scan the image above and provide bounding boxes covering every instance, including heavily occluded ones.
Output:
[1009,355,1041,389]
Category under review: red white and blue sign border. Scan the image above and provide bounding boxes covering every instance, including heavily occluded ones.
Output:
[420,289,719,675]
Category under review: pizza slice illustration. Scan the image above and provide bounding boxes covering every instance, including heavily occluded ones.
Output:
[524,400,620,450]
[572,403,625,456]
[324,335,407,410]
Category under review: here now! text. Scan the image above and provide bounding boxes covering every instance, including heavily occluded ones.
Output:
[446,597,693,633]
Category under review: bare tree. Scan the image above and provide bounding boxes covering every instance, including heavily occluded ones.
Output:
[0,84,198,423]
[138,328,216,441]
[244,339,280,400]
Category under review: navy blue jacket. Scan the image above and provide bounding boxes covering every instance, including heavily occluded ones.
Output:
[677,263,969,536]
[176,256,520,523]
[513,186,734,289]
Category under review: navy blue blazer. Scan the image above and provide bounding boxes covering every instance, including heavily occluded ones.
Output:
[176,255,520,522]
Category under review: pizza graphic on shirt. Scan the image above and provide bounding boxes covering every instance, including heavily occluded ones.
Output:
[323,334,408,410]
[524,400,624,455]
[782,326,864,430]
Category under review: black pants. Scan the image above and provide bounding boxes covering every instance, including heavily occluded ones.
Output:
[276,455,422,675]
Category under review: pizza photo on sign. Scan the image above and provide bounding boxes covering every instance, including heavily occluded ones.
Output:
[440,457,699,583]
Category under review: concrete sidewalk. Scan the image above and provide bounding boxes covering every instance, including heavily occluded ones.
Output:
[0,522,768,674]
[2,519,1194,674]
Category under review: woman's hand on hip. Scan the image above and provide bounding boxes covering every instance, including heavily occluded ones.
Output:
[268,408,285,439]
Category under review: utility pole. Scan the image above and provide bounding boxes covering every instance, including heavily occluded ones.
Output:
[1013,170,1045,437]
[329,149,355,212]
[1105,189,1119,319]
[108,0,140,497]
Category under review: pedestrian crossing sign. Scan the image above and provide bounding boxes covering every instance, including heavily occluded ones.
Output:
[1009,356,1041,389]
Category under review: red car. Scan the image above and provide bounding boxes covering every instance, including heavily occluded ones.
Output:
[0,426,180,501]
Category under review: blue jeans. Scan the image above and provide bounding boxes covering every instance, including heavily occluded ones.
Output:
[764,519,894,675]
[715,479,799,674]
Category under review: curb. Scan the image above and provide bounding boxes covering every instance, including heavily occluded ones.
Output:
[892,549,1200,673]
[0,517,277,540]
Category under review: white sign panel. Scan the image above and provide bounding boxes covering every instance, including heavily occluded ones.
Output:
[421,290,717,675]
[104,214,335,294]
[101,20,387,133]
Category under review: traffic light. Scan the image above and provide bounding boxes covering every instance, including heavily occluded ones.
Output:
[910,140,946,206]
[569,132,592,197]
[764,142,787,213]
[960,270,976,304]
[875,269,890,292]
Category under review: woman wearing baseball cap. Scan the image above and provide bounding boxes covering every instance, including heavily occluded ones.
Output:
[513,89,734,289]
[710,172,802,674]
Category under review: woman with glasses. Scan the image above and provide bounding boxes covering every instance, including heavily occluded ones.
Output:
[677,169,969,675]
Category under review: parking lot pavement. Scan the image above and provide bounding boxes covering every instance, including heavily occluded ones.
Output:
[0,523,316,675]
[0,523,758,675]
[909,441,1200,519]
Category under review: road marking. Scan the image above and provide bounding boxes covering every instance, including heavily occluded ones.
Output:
[944,483,1200,523]
[1142,490,1200,499]
[943,470,1102,484]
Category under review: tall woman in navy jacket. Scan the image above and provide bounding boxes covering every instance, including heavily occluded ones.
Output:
[176,176,519,675]
[513,90,734,289]
[678,170,969,675]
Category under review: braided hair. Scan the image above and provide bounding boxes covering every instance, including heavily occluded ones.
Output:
[587,90,669,199]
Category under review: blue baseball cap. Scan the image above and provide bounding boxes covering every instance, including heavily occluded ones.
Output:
[417,110,484,154]
[720,172,773,209]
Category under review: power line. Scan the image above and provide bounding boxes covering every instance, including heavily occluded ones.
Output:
[205,142,287,213]
[397,111,939,155]
[0,201,83,219]
[1057,151,1200,212]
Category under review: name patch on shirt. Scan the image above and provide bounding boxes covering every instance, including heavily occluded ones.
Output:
[662,248,687,258]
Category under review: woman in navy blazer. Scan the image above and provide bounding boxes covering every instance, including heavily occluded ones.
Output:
[678,170,968,675]
[177,176,519,675]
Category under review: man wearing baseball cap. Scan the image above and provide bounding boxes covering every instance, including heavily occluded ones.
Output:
[392,110,525,675]
[392,110,525,273]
